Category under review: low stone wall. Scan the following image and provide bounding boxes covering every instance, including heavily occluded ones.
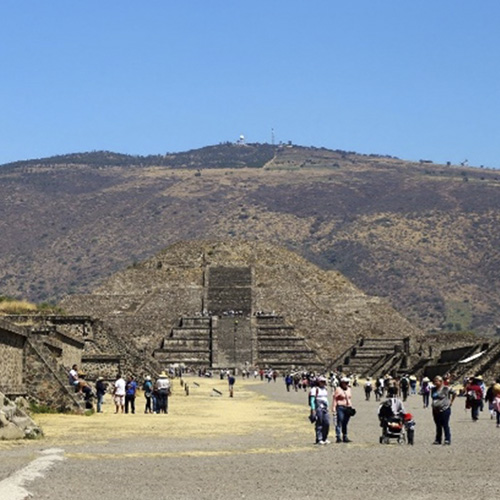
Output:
[82,355,122,380]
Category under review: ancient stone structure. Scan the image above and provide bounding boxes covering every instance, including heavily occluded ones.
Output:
[62,240,424,371]
[0,313,158,411]
[153,265,323,369]
[417,340,500,380]
[0,318,83,411]
[330,337,411,378]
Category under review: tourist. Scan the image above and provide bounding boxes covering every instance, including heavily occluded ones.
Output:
[431,375,456,445]
[376,377,384,399]
[113,374,126,414]
[465,377,483,421]
[332,377,354,443]
[409,375,417,395]
[400,374,410,401]
[125,375,137,414]
[81,382,94,410]
[143,375,153,414]
[228,373,235,398]
[364,379,373,401]
[285,374,293,392]
[156,371,171,414]
[420,377,431,408]
[310,376,330,445]
[95,377,106,413]
[493,381,500,428]
[68,364,79,391]
[485,381,497,420]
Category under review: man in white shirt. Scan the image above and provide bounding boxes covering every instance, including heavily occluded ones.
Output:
[113,374,126,414]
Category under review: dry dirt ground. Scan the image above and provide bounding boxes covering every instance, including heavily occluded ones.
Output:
[0,377,498,500]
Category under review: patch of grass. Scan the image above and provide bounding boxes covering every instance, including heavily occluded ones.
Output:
[0,299,38,314]
[29,402,59,414]
[444,300,472,332]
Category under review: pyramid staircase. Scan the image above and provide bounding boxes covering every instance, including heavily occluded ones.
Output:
[255,314,324,370]
[153,317,212,367]
[329,337,409,377]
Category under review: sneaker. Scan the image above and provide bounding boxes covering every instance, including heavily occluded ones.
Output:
[323,439,331,444]
[444,441,451,445]
[432,441,441,445]
[318,440,326,445]
[336,437,342,443]
[343,437,352,443]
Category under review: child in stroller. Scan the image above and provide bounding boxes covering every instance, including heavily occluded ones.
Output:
[378,388,407,444]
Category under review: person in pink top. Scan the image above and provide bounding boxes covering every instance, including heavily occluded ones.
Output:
[332,377,354,443]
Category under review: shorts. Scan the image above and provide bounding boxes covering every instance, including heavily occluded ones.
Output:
[114,395,125,406]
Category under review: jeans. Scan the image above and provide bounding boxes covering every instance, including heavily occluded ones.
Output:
[422,393,430,408]
[145,395,152,413]
[496,410,500,426]
[335,406,351,440]
[125,395,135,414]
[158,389,169,413]
[433,407,451,443]
[315,407,330,443]
[471,401,480,421]
[96,393,104,413]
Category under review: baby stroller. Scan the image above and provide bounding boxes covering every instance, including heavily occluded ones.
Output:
[378,399,406,444]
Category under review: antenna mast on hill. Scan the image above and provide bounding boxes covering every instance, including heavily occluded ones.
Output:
[271,128,275,145]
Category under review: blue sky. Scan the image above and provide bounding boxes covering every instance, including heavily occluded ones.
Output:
[1,1,499,167]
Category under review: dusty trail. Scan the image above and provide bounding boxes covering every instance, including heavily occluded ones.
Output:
[0,377,498,499]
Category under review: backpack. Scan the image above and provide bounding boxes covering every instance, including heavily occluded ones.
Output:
[466,389,480,403]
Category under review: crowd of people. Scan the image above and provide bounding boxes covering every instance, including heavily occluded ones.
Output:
[68,363,500,446]
[68,366,172,415]
[302,370,500,446]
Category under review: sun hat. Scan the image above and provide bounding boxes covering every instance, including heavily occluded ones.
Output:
[340,377,350,383]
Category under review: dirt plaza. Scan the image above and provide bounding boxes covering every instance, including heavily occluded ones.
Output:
[0,377,498,500]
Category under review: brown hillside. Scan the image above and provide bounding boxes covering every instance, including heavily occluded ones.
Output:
[1,144,499,336]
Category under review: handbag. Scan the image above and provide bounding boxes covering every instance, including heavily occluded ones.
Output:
[346,407,356,417]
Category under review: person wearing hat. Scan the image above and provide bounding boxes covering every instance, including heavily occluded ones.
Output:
[420,377,431,409]
[156,371,171,414]
[332,377,354,443]
[143,375,154,414]
[309,376,330,444]
[95,376,107,413]
[409,375,417,395]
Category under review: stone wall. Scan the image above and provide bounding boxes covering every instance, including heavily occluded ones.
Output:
[82,355,122,381]
[55,332,84,368]
[0,321,27,393]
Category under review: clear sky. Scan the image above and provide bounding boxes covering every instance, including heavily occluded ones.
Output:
[1,1,499,167]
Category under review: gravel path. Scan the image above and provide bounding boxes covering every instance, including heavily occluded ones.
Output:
[0,378,498,499]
